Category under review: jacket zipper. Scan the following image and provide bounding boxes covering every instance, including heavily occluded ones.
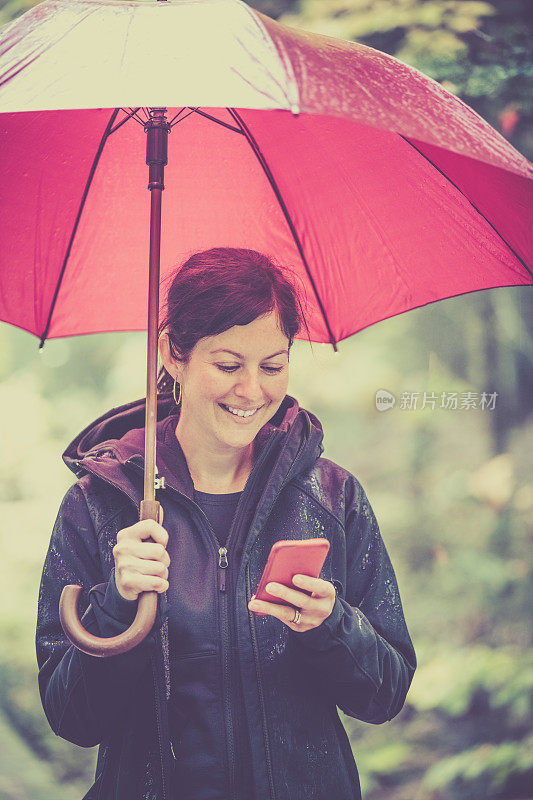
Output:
[182,435,298,800]
[243,441,305,800]
[159,433,281,800]
[152,490,238,800]
[218,546,228,590]
[217,431,284,799]
[218,545,236,800]
[246,563,276,800]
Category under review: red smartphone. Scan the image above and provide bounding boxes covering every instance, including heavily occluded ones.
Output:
[252,538,330,614]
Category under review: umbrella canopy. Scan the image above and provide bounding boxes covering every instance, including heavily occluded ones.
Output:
[1,0,531,656]
[0,0,531,349]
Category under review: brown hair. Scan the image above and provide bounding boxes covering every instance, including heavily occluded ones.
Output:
[157,247,309,392]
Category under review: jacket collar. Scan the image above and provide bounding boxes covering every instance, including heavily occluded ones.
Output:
[62,393,324,508]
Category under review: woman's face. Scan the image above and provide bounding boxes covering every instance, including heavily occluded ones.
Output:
[161,311,290,453]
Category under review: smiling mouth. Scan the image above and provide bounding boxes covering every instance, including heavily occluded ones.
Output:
[219,403,264,419]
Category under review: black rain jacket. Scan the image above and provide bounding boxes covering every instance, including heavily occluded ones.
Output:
[36,393,417,800]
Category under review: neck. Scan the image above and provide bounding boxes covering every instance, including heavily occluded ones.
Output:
[174,415,254,493]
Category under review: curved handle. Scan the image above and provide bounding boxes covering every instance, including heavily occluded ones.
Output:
[59,586,158,657]
[59,499,161,657]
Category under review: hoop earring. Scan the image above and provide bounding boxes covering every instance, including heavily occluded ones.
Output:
[173,379,181,406]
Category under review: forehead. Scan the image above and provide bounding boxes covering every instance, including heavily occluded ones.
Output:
[197,312,289,357]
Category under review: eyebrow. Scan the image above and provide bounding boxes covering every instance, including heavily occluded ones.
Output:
[211,349,289,359]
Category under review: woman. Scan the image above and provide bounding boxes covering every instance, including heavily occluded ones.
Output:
[36,247,416,800]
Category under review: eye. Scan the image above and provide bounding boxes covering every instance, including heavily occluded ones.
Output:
[215,364,284,374]
[216,365,239,373]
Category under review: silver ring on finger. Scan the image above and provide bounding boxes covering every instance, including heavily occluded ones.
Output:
[291,607,302,625]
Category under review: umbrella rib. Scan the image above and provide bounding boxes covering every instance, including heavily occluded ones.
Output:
[127,107,147,126]
[169,108,198,128]
[400,135,533,281]
[227,108,338,351]
[39,109,120,348]
[168,108,187,126]
[188,108,244,135]
[109,108,144,135]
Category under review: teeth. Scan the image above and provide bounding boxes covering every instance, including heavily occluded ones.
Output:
[224,405,260,418]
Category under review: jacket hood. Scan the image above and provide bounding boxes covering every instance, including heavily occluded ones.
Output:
[63,393,325,502]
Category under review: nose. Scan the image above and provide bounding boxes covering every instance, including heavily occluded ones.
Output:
[234,367,263,402]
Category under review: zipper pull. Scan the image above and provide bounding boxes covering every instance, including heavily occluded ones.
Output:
[218,547,228,592]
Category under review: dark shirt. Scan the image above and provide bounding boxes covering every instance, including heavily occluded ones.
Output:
[160,417,242,542]
[193,489,242,548]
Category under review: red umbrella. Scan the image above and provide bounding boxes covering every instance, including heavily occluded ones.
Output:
[1,0,531,655]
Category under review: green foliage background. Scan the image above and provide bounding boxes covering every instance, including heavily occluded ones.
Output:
[0,0,532,798]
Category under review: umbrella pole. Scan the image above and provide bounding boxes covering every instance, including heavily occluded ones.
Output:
[141,107,170,518]
[142,188,162,513]
[58,109,170,656]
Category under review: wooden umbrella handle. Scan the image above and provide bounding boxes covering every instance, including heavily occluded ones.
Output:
[59,499,161,658]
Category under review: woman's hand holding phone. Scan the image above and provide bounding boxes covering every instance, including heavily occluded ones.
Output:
[248,539,336,631]
[248,573,336,632]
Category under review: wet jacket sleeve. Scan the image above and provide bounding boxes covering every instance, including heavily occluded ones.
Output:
[35,483,166,747]
[289,480,417,724]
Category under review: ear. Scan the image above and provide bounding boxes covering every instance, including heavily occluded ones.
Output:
[158,332,183,381]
